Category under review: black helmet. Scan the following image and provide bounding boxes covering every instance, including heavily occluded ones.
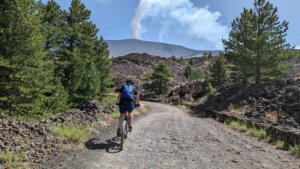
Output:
[126,79,134,85]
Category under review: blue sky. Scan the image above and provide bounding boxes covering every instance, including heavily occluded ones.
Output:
[44,0,300,50]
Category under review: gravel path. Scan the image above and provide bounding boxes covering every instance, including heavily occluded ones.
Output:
[47,102,300,169]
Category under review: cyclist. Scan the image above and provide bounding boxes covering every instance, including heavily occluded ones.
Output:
[116,79,140,137]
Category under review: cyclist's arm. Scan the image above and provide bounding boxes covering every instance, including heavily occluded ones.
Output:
[116,93,121,105]
[116,86,124,105]
[134,90,140,106]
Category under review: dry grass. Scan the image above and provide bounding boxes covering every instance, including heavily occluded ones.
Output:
[228,121,247,132]
[227,120,267,140]
[266,112,278,123]
[198,95,208,104]
[98,120,109,127]
[228,104,248,116]
[275,140,285,149]
[0,151,28,169]
[226,120,300,157]
[246,128,267,139]
[289,144,300,156]
[52,123,89,144]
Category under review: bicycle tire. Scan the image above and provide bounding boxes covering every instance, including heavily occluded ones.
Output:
[120,120,128,150]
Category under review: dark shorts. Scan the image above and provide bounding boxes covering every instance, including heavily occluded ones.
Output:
[119,102,135,114]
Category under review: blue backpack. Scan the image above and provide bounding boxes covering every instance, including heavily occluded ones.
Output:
[121,84,134,100]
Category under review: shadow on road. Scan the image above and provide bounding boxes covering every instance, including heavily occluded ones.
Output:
[85,137,122,153]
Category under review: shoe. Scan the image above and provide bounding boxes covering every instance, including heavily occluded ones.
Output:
[117,128,121,137]
[129,126,132,132]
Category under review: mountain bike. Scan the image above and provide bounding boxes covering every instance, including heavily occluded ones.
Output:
[119,104,140,150]
[120,114,129,150]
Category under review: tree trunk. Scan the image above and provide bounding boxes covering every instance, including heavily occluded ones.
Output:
[159,78,163,94]
[255,53,261,84]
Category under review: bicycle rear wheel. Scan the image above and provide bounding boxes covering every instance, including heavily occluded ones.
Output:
[120,120,128,150]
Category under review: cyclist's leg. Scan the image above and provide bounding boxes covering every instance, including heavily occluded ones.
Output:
[118,113,125,129]
[127,102,135,131]
[117,104,126,136]
[134,93,140,105]
[128,112,133,130]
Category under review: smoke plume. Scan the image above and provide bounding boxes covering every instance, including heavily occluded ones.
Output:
[131,0,229,49]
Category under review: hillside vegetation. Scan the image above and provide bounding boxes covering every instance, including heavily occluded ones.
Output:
[112,53,214,100]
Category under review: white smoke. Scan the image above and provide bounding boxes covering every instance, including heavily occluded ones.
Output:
[131,0,229,49]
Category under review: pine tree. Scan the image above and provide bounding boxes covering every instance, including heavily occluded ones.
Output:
[41,0,64,51]
[223,0,292,84]
[61,0,110,106]
[64,0,98,52]
[209,53,229,85]
[150,62,172,94]
[0,0,67,117]
[66,49,101,105]
[185,65,193,79]
[188,59,194,66]
[93,37,112,99]
[184,65,204,81]
[40,0,70,113]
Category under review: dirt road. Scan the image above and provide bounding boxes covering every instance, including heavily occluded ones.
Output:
[48,102,300,169]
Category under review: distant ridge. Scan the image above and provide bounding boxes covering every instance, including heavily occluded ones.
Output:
[106,39,221,58]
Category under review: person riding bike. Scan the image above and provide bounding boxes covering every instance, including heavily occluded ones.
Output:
[116,79,140,137]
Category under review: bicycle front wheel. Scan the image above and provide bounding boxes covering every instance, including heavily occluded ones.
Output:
[120,120,128,150]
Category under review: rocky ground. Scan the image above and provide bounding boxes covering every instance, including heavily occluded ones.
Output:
[167,80,209,104]
[203,79,300,128]
[0,100,117,169]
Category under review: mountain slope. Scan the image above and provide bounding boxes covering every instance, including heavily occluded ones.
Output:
[106,39,220,58]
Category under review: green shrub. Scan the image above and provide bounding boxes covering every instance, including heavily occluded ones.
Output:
[0,151,25,169]
[208,53,228,85]
[228,121,247,132]
[53,123,88,143]
[289,144,300,156]
[178,101,192,109]
[112,111,121,119]
[150,62,172,94]
[206,82,215,95]
[224,119,231,125]
[227,120,267,139]
[170,56,177,61]
[266,136,272,143]
[228,103,236,112]
[246,128,267,139]
[184,65,205,80]
[275,140,285,149]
